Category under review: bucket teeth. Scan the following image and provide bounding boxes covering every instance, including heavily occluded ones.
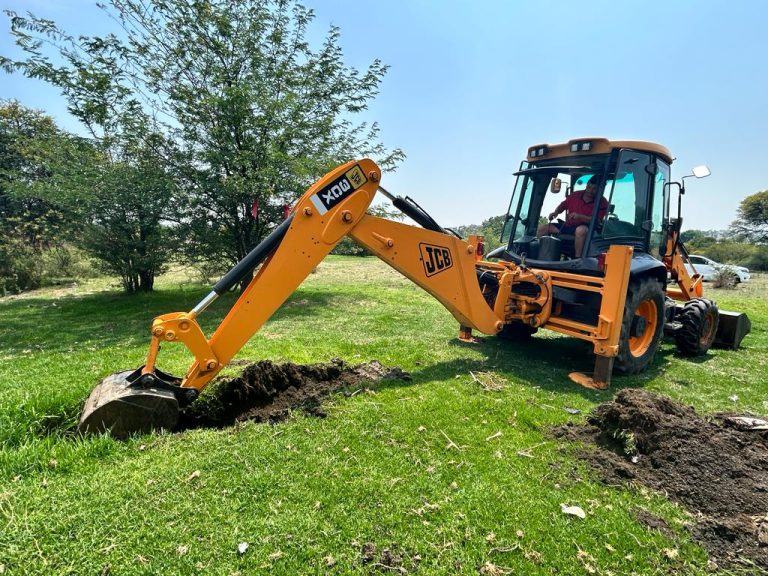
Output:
[78,370,180,438]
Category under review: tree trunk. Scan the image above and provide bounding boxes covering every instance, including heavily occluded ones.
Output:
[139,269,154,292]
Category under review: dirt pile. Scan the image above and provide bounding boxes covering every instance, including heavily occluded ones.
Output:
[556,389,768,571]
[177,358,410,430]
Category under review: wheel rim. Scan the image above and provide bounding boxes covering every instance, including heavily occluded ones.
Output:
[700,309,717,347]
[629,299,658,357]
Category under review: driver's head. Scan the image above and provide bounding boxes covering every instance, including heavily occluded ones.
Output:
[584,175,601,199]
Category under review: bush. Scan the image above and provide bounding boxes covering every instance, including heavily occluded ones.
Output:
[331,237,369,257]
[0,240,44,294]
[0,244,102,296]
[687,240,768,271]
[711,267,737,289]
[745,249,768,272]
[41,246,99,281]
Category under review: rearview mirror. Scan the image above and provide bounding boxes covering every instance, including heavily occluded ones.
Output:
[692,165,711,178]
[550,178,562,193]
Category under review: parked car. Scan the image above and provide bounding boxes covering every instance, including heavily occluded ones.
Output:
[685,255,751,283]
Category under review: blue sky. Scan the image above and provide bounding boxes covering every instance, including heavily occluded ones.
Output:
[2,0,767,230]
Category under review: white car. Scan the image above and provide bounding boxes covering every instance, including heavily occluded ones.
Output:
[685,255,750,283]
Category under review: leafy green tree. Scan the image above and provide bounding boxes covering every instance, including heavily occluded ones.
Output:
[0,99,178,293]
[0,101,92,292]
[3,0,403,290]
[731,190,768,243]
[83,123,180,292]
[456,214,507,252]
[680,229,707,244]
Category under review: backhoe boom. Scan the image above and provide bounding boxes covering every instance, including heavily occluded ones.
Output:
[78,159,508,436]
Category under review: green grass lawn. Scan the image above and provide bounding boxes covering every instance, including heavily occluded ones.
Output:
[1,258,766,575]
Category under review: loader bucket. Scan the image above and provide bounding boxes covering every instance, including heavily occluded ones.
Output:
[714,309,751,349]
[78,370,180,438]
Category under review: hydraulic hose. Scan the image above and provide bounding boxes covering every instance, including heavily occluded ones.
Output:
[212,214,295,295]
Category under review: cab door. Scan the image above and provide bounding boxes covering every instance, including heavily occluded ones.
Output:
[599,150,654,251]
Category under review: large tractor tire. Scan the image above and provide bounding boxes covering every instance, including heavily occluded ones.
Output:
[497,321,537,341]
[615,277,665,374]
[675,298,719,356]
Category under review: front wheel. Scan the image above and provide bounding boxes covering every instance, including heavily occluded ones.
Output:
[615,277,665,374]
[675,298,719,356]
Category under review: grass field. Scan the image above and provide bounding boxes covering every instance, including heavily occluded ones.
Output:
[1,257,766,575]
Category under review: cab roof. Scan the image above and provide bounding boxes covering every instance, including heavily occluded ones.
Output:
[526,137,673,165]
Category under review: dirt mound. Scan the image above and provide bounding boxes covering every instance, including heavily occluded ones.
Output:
[177,358,410,430]
[555,389,768,571]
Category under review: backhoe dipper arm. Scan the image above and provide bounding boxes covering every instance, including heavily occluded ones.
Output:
[144,159,503,393]
[348,215,502,333]
[662,229,704,301]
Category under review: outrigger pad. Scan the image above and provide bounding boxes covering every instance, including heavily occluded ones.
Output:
[78,370,180,438]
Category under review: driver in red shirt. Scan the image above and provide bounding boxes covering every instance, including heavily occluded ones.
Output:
[537,175,608,256]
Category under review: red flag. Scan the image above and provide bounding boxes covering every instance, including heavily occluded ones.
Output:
[282,203,291,220]
[250,199,259,219]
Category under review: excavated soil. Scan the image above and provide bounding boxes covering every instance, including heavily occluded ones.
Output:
[176,358,410,430]
[555,389,768,571]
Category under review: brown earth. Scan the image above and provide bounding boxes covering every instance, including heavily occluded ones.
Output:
[176,358,410,430]
[361,541,421,573]
[555,389,768,572]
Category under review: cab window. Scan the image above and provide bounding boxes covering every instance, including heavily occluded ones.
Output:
[649,159,670,257]
[601,150,652,241]
[501,172,535,243]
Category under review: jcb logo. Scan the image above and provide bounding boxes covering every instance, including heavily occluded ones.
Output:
[419,243,453,277]
[321,178,351,204]
[309,165,368,215]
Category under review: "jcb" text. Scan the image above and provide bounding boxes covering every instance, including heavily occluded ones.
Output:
[421,244,453,277]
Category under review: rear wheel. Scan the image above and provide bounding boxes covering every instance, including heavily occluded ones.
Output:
[675,298,719,356]
[615,277,665,374]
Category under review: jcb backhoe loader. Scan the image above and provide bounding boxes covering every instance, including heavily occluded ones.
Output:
[79,138,751,438]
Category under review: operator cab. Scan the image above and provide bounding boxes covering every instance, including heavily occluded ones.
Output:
[495,138,673,275]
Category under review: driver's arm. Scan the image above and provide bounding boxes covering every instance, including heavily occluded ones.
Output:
[548,199,567,221]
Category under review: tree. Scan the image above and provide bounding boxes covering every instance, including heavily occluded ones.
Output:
[456,214,507,252]
[82,121,180,292]
[3,0,403,290]
[0,100,180,293]
[680,229,713,245]
[731,190,768,243]
[0,101,92,292]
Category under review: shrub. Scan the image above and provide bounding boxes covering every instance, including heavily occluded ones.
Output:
[0,239,44,294]
[331,237,369,257]
[711,267,738,289]
[41,246,99,281]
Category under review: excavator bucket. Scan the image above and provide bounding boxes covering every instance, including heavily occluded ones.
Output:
[78,370,181,439]
[714,309,752,349]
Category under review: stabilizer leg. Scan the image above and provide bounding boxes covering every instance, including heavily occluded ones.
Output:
[568,355,613,390]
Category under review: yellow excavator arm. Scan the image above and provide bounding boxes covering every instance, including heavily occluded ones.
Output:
[78,159,523,436]
[149,159,504,392]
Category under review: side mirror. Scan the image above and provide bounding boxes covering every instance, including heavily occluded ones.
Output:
[692,165,711,178]
[645,162,658,176]
[550,178,562,193]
